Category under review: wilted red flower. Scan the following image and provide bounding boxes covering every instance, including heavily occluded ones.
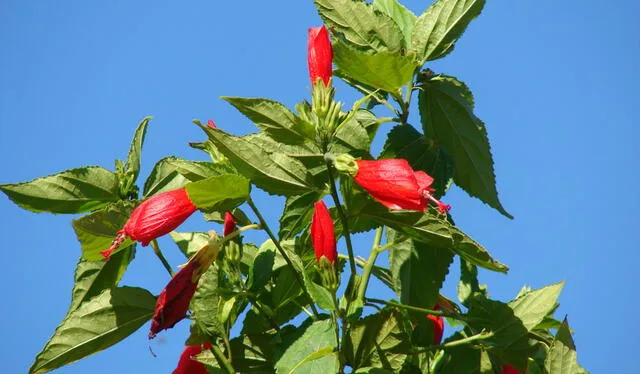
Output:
[502,364,521,374]
[207,119,217,128]
[223,211,236,236]
[308,26,332,86]
[427,307,444,344]
[354,159,426,211]
[311,200,337,264]
[414,171,451,214]
[101,188,197,260]
[173,342,212,374]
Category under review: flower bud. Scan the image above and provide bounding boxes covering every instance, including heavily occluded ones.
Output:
[308,26,332,87]
[427,305,444,344]
[101,188,197,260]
[173,342,212,374]
[502,364,522,374]
[332,153,359,176]
[223,211,236,236]
[311,200,337,265]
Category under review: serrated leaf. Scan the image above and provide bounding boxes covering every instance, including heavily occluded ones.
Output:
[411,0,485,62]
[72,201,136,261]
[315,0,405,52]
[279,191,324,240]
[345,309,411,371]
[332,114,372,155]
[419,74,511,218]
[458,258,482,306]
[303,273,336,311]
[509,282,564,331]
[29,287,156,374]
[191,265,223,339]
[373,0,417,45]
[185,174,250,212]
[223,97,313,144]
[247,242,276,292]
[199,126,315,196]
[170,231,210,258]
[275,319,338,374]
[545,319,584,374]
[1,166,120,214]
[450,226,509,273]
[388,229,453,310]
[381,124,454,197]
[333,41,417,93]
[124,116,151,183]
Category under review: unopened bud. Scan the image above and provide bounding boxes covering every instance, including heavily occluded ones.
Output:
[333,154,359,176]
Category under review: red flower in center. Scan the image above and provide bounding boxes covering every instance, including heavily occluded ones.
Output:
[354,159,426,211]
[223,211,236,236]
[173,343,212,374]
[311,200,337,264]
[308,26,333,86]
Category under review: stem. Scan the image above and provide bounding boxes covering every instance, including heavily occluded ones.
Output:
[348,82,399,116]
[325,161,356,276]
[222,223,261,243]
[365,298,466,321]
[247,196,320,318]
[150,240,174,277]
[356,227,383,301]
[211,344,234,374]
[411,331,495,354]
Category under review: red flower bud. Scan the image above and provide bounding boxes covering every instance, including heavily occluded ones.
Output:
[101,188,197,260]
[207,119,217,128]
[354,159,426,211]
[311,200,337,264]
[173,342,212,374]
[502,364,522,374]
[308,26,333,86]
[223,211,236,236]
[427,308,444,344]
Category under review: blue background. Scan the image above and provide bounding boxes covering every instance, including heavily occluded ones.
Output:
[1,1,638,372]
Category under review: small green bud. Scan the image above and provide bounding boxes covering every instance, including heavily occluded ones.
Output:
[333,153,359,176]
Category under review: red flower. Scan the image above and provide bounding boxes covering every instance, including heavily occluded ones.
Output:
[311,200,337,264]
[308,26,332,86]
[414,171,451,214]
[502,364,521,374]
[207,119,217,128]
[223,211,236,236]
[354,159,426,211]
[173,343,212,374]
[427,308,444,344]
[101,188,197,260]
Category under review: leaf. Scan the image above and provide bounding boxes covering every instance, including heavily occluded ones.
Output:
[226,331,279,373]
[199,126,315,196]
[373,0,417,45]
[191,265,223,338]
[69,247,134,312]
[457,258,482,306]
[222,97,313,144]
[345,309,411,371]
[185,174,250,212]
[332,114,372,155]
[450,226,509,273]
[333,41,417,93]
[438,333,494,374]
[279,191,324,240]
[1,166,120,214]
[380,124,454,197]
[170,231,210,258]
[419,74,511,218]
[314,0,405,52]
[247,241,276,292]
[303,273,336,311]
[275,319,338,374]
[508,282,564,331]
[124,116,152,183]
[72,201,136,261]
[545,318,585,374]
[411,0,486,62]
[388,229,453,310]
[29,287,156,374]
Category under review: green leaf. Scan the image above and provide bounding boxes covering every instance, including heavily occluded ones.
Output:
[438,333,494,374]
[345,309,411,371]
[457,258,483,306]
[29,287,156,374]
[373,0,417,46]
[271,267,305,310]
[545,319,585,374]
[314,0,405,52]
[191,265,223,339]
[419,74,511,218]
[388,229,453,310]
[411,0,486,62]
[143,156,236,197]
[199,126,315,196]
[381,124,454,197]
[450,226,509,273]
[333,41,417,93]
[355,109,381,141]
[303,273,336,311]
[247,241,276,292]
[275,319,338,374]
[124,116,152,183]
[279,191,324,240]
[69,247,134,312]
[185,174,250,212]
[223,97,313,144]
[509,282,564,331]
[1,166,120,214]
[332,114,372,155]
[72,201,136,261]
[170,231,210,258]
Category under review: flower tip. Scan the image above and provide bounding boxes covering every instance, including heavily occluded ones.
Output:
[100,249,112,261]
[207,119,217,128]
[438,203,451,214]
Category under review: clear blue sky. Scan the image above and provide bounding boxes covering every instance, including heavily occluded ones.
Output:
[1,1,638,373]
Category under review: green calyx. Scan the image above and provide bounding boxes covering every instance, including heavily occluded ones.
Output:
[332,153,359,176]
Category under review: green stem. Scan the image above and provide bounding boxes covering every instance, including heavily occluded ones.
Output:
[247,196,320,318]
[211,344,234,374]
[411,331,495,354]
[325,161,356,276]
[150,240,174,277]
[222,223,261,243]
[365,297,466,321]
[356,227,383,302]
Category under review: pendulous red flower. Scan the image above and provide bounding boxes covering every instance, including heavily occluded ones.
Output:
[101,188,197,260]
[502,364,522,374]
[223,211,236,236]
[173,342,212,374]
[311,200,337,264]
[353,159,426,211]
[427,305,445,344]
[308,26,333,86]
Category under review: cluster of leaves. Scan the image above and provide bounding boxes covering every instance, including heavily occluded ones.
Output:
[0,0,587,373]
